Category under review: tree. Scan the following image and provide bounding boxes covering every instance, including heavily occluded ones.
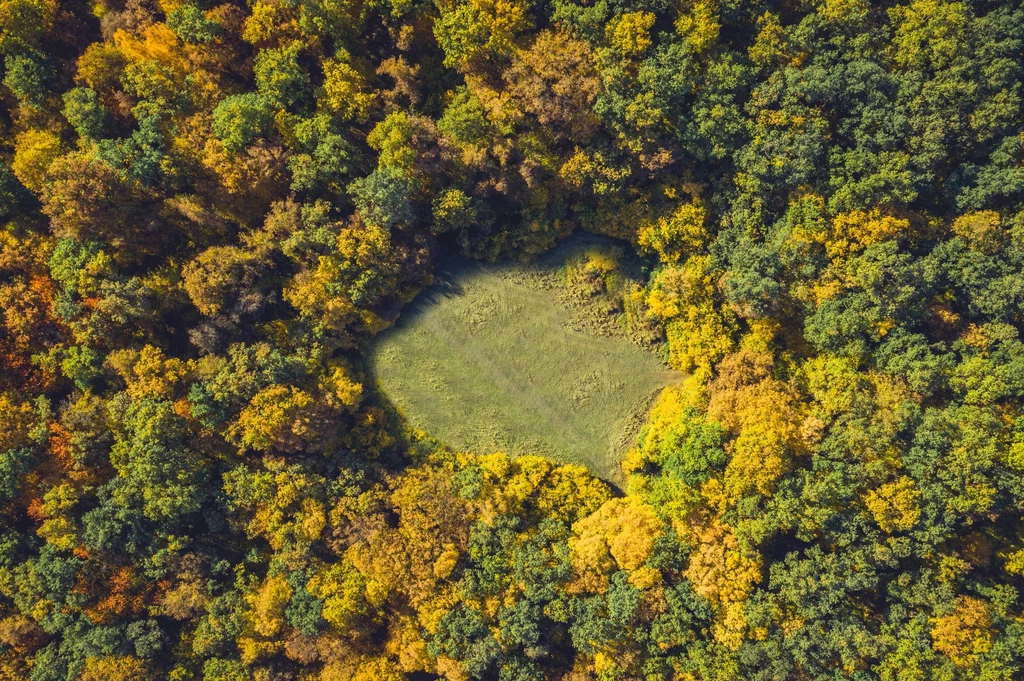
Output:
[106,395,209,524]
[62,88,108,139]
[227,385,335,454]
[167,3,223,44]
[434,0,532,71]
[254,41,308,108]
[320,52,374,122]
[3,52,49,104]
[12,130,63,193]
[212,94,274,152]
[504,30,601,142]
[40,152,151,244]
[0,0,56,52]
[182,246,265,317]
[606,11,655,57]
[347,168,415,230]
[638,200,708,264]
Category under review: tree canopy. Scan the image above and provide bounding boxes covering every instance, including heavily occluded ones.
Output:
[2,0,1024,679]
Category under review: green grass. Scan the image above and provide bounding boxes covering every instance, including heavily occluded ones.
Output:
[371,239,676,483]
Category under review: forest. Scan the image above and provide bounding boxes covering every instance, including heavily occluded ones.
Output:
[2,0,1024,678]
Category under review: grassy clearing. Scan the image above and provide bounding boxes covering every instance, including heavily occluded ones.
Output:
[371,238,676,483]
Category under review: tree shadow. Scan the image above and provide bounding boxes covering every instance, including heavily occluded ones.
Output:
[386,254,473,332]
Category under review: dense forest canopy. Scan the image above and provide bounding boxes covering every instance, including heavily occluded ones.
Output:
[1,0,1024,678]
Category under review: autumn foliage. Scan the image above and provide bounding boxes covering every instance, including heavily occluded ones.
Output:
[1,0,1024,679]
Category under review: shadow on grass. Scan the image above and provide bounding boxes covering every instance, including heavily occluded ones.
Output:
[384,255,472,332]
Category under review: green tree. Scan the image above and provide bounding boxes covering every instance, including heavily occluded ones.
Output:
[212,94,274,152]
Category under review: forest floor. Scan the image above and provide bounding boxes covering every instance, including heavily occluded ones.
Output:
[370,237,677,484]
